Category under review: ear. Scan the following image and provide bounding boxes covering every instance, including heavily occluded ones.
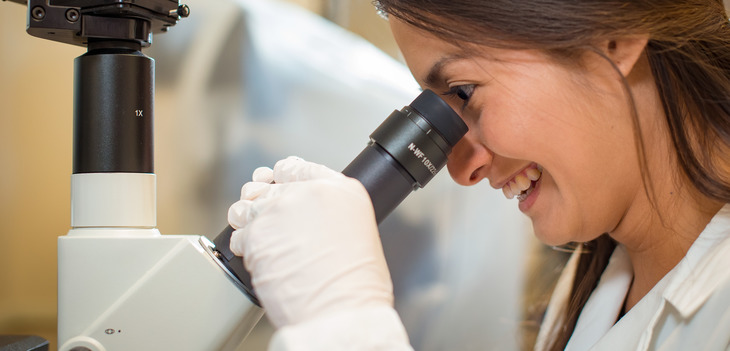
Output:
[603,35,649,77]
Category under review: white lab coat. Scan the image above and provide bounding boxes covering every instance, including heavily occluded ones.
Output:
[269,204,730,351]
[536,203,730,351]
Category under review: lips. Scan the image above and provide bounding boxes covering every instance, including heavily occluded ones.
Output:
[502,164,542,201]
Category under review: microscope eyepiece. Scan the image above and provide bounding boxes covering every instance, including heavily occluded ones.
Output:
[410,89,467,147]
[343,89,467,222]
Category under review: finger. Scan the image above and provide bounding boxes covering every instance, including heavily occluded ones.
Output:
[229,196,278,256]
[227,199,254,229]
[273,156,341,183]
[229,227,248,256]
[240,181,271,201]
[252,166,274,183]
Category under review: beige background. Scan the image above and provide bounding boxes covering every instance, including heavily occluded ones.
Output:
[0,5,82,348]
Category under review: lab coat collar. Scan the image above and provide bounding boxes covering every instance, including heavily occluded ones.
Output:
[533,246,581,351]
[662,204,730,319]
[535,204,730,351]
[565,245,632,350]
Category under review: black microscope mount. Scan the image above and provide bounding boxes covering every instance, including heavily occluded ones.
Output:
[7,0,189,48]
[5,0,189,177]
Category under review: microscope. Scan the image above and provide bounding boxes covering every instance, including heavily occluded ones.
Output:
[6,0,467,350]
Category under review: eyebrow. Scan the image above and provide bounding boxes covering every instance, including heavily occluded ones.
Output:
[424,54,469,88]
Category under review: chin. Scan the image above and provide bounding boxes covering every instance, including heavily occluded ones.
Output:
[531,222,577,247]
[534,233,572,247]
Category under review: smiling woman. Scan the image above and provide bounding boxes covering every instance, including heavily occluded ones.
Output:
[374,0,730,350]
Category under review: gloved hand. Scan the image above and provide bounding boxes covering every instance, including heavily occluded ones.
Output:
[227,156,395,329]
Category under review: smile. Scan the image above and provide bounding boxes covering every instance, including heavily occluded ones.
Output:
[502,164,543,201]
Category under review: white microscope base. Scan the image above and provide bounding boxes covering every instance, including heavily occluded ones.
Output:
[58,229,264,351]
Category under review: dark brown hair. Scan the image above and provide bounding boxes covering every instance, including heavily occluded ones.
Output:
[374,0,730,349]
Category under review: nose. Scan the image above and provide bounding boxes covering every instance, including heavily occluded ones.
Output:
[446,129,492,186]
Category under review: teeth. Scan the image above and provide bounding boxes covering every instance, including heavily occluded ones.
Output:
[514,174,531,191]
[502,166,542,201]
[503,185,515,199]
[505,181,515,194]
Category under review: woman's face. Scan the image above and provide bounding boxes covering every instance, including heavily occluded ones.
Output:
[390,18,644,245]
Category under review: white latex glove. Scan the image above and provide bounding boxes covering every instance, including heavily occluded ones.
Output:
[227,156,395,329]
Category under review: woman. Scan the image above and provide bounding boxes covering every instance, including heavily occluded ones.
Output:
[227,0,730,349]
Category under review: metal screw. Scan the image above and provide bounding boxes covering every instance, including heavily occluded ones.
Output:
[31,6,45,20]
[213,250,223,259]
[170,4,190,18]
[65,8,80,23]
[180,5,191,17]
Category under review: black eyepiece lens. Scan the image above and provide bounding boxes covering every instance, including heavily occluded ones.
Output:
[409,90,468,147]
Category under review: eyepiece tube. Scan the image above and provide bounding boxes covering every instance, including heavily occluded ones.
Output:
[344,89,467,222]
[212,90,467,305]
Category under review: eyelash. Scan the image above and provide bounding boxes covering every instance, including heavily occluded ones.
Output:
[443,84,475,110]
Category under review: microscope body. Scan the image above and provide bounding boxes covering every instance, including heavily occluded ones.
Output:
[58,172,263,350]
[58,229,263,350]
[58,230,263,350]
[6,1,264,349]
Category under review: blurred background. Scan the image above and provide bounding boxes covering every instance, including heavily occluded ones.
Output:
[2,0,674,349]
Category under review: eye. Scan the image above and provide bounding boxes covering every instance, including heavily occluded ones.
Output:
[443,84,475,110]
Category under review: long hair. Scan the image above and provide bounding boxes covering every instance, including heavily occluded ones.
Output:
[374,1,730,349]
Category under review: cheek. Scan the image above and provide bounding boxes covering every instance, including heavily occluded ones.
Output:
[477,73,640,240]
[469,84,566,158]
[479,71,630,163]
